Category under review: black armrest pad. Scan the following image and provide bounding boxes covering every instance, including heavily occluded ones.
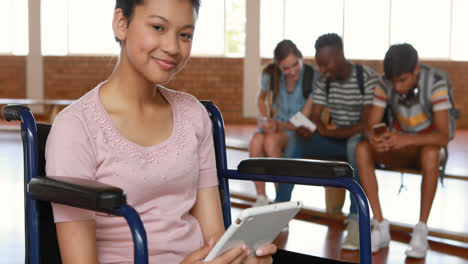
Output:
[28,176,127,215]
[237,158,353,179]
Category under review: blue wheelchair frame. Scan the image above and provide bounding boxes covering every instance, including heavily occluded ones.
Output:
[3,102,372,264]
[203,101,372,264]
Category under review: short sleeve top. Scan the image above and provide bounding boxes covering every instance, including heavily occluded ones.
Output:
[46,82,218,263]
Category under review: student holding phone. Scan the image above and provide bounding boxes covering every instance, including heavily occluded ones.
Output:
[355,43,452,258]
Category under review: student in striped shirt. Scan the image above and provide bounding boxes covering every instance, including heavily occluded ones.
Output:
[356,43,451,258]
[291,33,382,250]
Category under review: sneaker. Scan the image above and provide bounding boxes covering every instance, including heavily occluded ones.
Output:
[405,222,429,258]
[342,218,359,250]
[371,219,390,253]
[253,195,269,207]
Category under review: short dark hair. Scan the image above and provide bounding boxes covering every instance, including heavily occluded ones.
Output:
[383,43,419,80]
[315,33,343,53]
[114,0,201,43]
[273,39,303,65]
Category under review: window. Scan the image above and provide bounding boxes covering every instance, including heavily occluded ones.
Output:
[41,0,245,57]
[191,0,246,57]
[259,0,467,61]
[0,0,29,55]
[260,0,344,58]
[390,0,451,59]
[41,0,118,55]
[343,0,390,60]
[285,0,344,57]
[191,0,225,56]
[260,0,284,58]
[225,0,246,56]
[451,0,468,60]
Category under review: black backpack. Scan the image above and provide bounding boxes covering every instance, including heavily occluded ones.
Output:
[301,63,316,99]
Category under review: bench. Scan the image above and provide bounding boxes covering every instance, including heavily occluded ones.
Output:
[224,124,466,214]
[0,98,74,123]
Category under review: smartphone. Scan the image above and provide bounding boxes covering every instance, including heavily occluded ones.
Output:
[372,123,387,136]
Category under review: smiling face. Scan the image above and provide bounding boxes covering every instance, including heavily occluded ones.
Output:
[278,54,302,81]
[115,0,197,84]
[315,46,344,81]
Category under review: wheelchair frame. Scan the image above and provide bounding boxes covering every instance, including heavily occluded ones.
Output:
[3,102,372,264]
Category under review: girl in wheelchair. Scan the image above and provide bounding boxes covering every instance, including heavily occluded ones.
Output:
[45,0,276,263]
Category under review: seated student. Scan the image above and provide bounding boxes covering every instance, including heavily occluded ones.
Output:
[45,0,276,263]
[292,33,382,250]
[356,43,452,258]
[249,39,318,206]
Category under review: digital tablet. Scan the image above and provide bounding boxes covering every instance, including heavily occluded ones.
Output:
[204,201,303,261]
[289,112,316,132]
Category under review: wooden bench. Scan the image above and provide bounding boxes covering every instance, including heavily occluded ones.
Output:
[0,98,74,124]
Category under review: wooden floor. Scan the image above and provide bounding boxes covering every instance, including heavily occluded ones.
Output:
[0,123,467,263]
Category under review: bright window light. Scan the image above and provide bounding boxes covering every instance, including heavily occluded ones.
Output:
[344,0,390,60]
[41,0,69,55]
[42,0,118,55]
[0,0,28,55]
[191,0,225,56]
[390,0,451,59]
[284,0,344,57]
[451,0,468,61]
[68,0,118,55]
[225,0,246,57]
[260,0,284,58]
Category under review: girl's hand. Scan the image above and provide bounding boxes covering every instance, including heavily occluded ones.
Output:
[262,118,277,134]
[180,239,249,264]
[243,243,277,264]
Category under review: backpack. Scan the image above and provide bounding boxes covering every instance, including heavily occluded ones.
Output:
[301,63,316,99]
[267,63,316,116]
[268,63,316,102]
[419,64,459,140]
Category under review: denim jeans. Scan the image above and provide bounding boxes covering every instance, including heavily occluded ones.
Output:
[346,133,365,219]
[274,131,348,202]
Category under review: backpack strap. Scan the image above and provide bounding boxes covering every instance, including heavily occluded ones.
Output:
[325,63,365,99]
[355,63,365,95]
[302,64,315,99]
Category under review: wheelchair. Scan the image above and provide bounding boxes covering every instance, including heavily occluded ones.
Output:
[2,101,372,264]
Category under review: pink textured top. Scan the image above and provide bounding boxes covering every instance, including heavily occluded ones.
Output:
[46,83,218,263]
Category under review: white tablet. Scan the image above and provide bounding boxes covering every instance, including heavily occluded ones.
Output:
[289,112,316,132]
[204,201,303,261]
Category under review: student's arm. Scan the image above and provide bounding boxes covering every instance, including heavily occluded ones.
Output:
[256,89,269,119]
[386,109,450,150]
[317,105,373,139]
[190,186,276,264]
[365,105,388,152]
[191,186,225,243]
[302,96,314,117]
[256,89,280,133]
[46,115,99,263]
[56,220,98,264]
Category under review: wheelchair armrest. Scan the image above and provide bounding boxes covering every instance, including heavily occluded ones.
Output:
[237,158,353,179]
[28,176,127,215]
